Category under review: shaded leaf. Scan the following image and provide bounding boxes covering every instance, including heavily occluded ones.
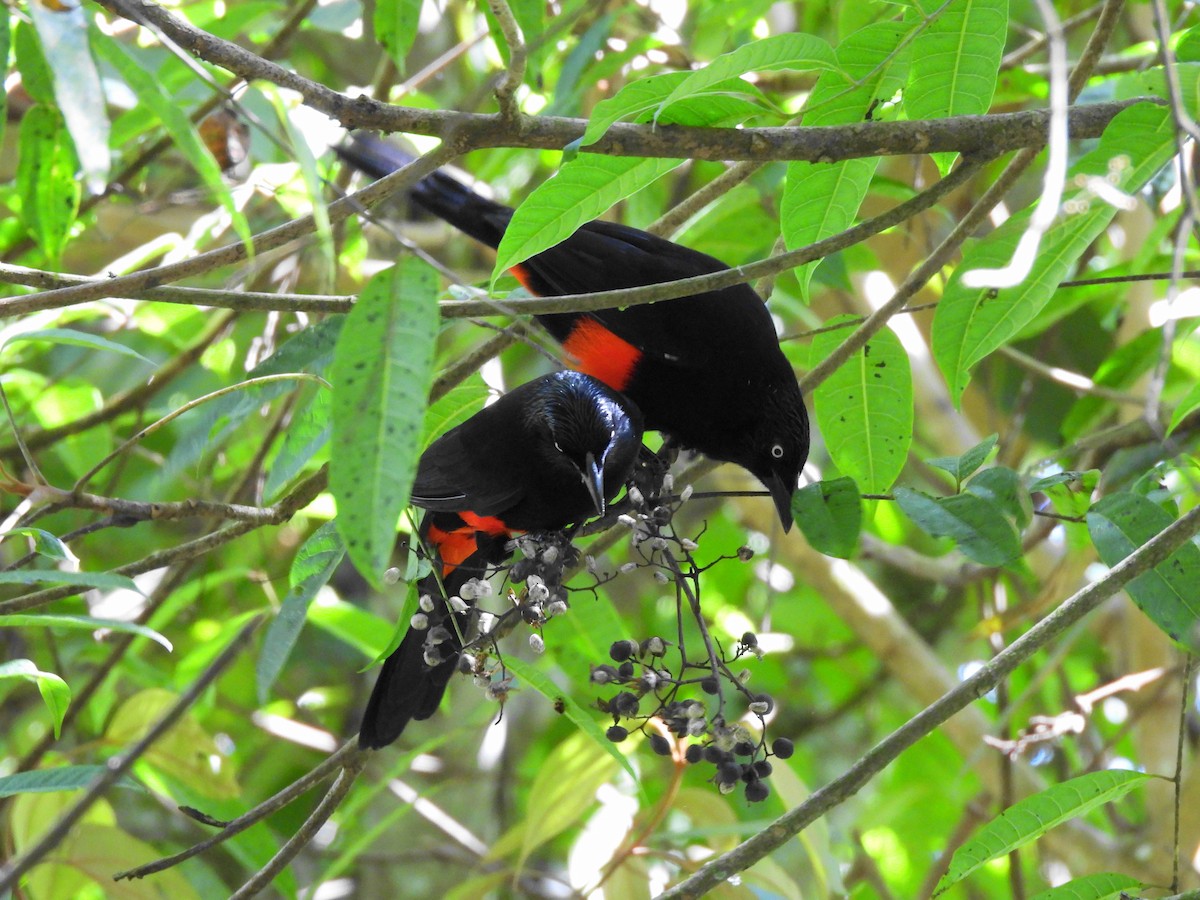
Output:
[927,434,997,483]
[0,569,141,594]
[792,477,862,558]
[0,659,70,737]
[894,488,1021,566]
[1,527,70,561]
[965,467,1031,528]
[0,614,171,651]
[1028,872,1142,900]
[1087,493,1200,651]
[374,0,422,70]
[3,328,153,366]
[0,766,144,799]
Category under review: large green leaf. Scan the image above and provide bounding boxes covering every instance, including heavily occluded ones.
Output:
[0,766,145,799]
[932,102,1177,406]
[374,0,422,70]
[1087,493,1200,651]
[934,770,1154,895]
[331,260,439,586]
[906,0,1008,173]
[15,104,80,267]
[1028,872,1142,900]
[812,316,912,493]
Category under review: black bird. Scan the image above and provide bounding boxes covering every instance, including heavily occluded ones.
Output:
[337,133,809,530]
[359,370,643,749]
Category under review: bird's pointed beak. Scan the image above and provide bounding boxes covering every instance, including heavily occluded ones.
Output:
[584,452,606,517]
[763,471,795,533]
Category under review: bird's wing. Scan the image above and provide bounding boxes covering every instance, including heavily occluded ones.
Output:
[409,429,526,516]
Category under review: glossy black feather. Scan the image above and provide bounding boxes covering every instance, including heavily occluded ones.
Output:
[336,134,810,529]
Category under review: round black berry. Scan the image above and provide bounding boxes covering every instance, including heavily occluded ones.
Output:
[685,744,703,764]
[648,734,672,756]
[606,725,629,743]
[772,738,794,759]
[745,781,770,803]
[609,640,636,662]
[733,741,756,757]
[700,677,719,695]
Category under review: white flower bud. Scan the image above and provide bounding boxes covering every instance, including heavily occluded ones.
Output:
[410,612,429,630]
[529,633,545,654]
[680,484,693,502]
[419,594,435,612]
[383,567,402,585]
[448,595,469,614]
[680,538,699,551]
[477,612,496,634]
[619,562,639,574]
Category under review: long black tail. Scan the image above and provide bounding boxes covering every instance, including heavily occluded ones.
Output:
[358,515,510,749]
[335,132,513,250]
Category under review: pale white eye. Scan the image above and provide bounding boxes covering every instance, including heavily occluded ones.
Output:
[770,443,784,459]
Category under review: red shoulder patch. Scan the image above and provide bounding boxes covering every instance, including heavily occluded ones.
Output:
[427,513,510,576]
[562,317,642,392]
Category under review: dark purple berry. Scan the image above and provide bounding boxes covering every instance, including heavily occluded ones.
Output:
[753,760,773,778]
[700,677,719,695]
[685,744,703,764]
[648,734,672,756]
[733,741,756,757]
[618,661,636,679]
[772,738,794,759]
[741,631,758,648]
[606,725,629,743]
[702,746,724,764]
[717,762,741,785]
[609,640,636,662]
[745,781,770,803]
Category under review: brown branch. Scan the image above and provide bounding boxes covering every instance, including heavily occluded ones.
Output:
[95,1,1146,161]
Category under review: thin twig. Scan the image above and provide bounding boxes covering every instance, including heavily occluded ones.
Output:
[484,0,526,123]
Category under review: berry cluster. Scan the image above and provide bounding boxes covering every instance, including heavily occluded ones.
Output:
[594,634,792,803]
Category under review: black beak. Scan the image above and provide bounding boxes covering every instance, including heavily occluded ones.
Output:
[762,471,795,532]
[583,452,606,517]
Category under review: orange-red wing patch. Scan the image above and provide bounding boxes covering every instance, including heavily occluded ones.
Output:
[428,513,510,576]
[509,263,535,294]
[562,317,642,392]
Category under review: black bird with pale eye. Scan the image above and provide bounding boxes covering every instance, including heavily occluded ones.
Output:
[337,133,810,530]
[358,370,643,749]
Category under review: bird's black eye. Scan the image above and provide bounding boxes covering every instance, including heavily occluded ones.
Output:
[771,443,784,459]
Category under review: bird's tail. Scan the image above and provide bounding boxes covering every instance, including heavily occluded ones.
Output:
[335,131,513,249]
[358,514,510,750]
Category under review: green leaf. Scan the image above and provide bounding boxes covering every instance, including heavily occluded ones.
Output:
[812,316,913,493]
[263,386,331,502]
[374,0,422,70]
[28,1,109,192]
[422,373,489,449]
[582,71,691,145]
[16,104,80,266]
[1,527,69,561]
[934,770,1155,895]
[502,655,637,781]
[493,154,683,280]
[1169,378,1200,435]
[4,328,154,365]
[256,522,346,703]
[894,487,1022,566]
[1028,872,1142,900]
[965,467,1031,528]
[655,33,839,115]
[0,16,10,148]
[0,614,171,651]
[486,726,623,869]
[932,102,1177,406]
[792,477,862,558]
[331,260,439,587]
[906,0,1007,172]
[0,659,70,738]
[1087,493,1200,651]
[0,569,141,594]
[0,766,145,799]
[782,21,910,293]
[928,434,998,483]
[92,36,253,250]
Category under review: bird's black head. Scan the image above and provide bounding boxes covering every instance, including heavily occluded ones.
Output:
[531,372,644,518]
[744,384,810,532]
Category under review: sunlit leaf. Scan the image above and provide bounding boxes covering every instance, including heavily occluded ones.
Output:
[0,659,70,737]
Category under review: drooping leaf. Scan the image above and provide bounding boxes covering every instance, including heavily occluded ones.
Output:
[1087,492,1200,651]
[4,328,154,366]
[0,569,141,594]
[15,104,80,266]
[792,477,862,558]
[331,260,439,586]
[1027,872,1142,900]
[1,527,70,561]
[256,522,346,702]
[965,466,1031,528]
[934,770,1155,895]
[0,614,171,651]
[0,659,70,737]
[812,316,913,493]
